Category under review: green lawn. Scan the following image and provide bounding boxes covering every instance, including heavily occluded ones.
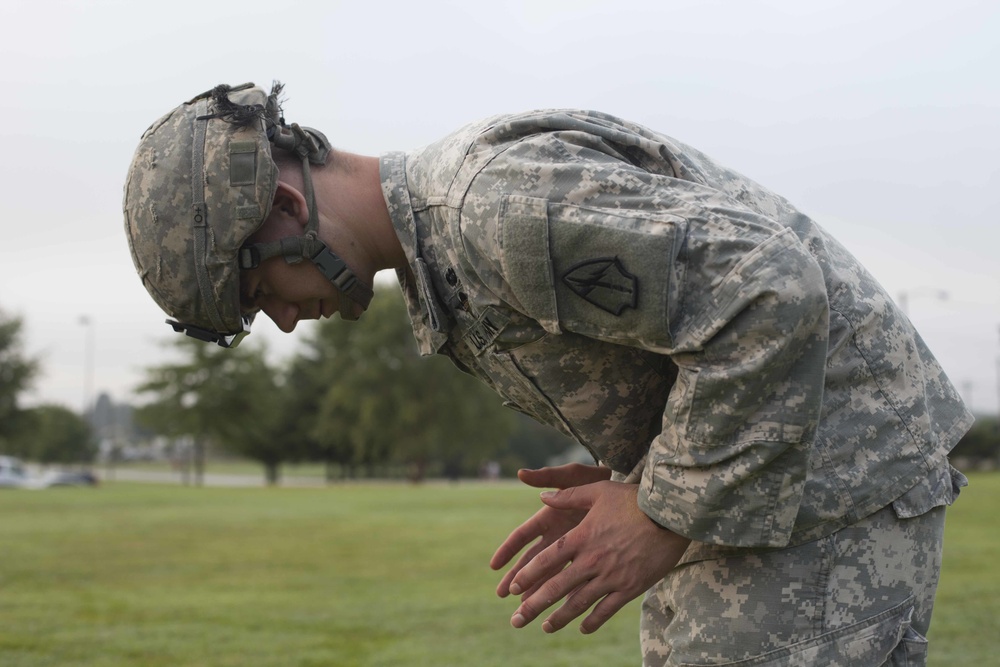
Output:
[0,474,996,666]
[928,471,1000,664]
[0,481,640,667]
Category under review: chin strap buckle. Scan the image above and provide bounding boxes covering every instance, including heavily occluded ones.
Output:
[310,246,374,311]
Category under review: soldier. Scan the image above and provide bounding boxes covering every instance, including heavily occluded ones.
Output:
[124,82,973,666]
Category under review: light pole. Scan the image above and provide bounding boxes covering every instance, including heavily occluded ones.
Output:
[78,315,95,419]
[961,381,974,412]
[897,288,949,317]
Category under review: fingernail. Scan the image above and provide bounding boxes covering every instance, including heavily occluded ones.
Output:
[542,621,554,633]
[540,491,556,499]
[511,613,526,629]
[509,583,522,595]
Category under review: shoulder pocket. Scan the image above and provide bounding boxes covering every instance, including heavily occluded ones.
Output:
[498,194,686,350]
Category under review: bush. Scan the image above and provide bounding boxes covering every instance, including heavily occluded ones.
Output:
[951,416,999,463]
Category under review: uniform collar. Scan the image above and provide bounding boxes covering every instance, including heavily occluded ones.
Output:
[379,151,450,355]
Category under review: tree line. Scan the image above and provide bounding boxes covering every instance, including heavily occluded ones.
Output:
[2,296,999,483]
[131,286,575,484]
[1,293,574,482]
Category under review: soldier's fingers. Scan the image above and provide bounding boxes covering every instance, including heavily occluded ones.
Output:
[508,530,577,597]
[510,565,589,629]
[540,581,604,633]
[490,512,547,570]
[518,464,611,490]
[496,539,548,597]
[579,591,631,634]
[519,570,563,602]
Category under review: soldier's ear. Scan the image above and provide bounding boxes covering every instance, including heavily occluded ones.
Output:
[271,181,310,229]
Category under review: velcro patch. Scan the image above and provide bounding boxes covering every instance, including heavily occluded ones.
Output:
[229,140,257,186]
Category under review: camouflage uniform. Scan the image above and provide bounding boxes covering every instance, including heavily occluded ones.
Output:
[378,110,973,665]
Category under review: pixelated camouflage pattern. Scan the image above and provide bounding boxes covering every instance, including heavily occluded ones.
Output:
[123,85,278,334]
[640,501,949,665]
[379,109,972,549]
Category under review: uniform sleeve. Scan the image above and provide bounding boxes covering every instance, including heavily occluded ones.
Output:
[495,192,829,549]
[636,228,829,548]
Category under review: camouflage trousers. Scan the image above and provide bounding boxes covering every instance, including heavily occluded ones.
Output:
[641,503,946,666]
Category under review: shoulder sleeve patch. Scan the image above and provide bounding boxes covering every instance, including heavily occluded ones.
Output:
[562,257,638,316]
[499,194,686,350]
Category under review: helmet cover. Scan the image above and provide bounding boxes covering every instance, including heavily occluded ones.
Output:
[123,83,281,338]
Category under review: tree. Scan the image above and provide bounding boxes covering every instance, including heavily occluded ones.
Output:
[17,405,97,465]
[134,336,295,485]
[950,415,1000,463]
[301,285,516,481]
[504,413,578,473]
[135,337,217,484]
[286,313,362,480]
[0,309,39,452]
[200,345,294,485]
[384,353,516,481]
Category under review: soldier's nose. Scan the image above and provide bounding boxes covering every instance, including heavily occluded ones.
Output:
[261,301,299,333]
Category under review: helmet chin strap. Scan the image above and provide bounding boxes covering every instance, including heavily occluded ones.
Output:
[238,124,374,320]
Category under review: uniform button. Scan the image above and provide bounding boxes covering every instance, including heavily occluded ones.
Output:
[446,268,458,286]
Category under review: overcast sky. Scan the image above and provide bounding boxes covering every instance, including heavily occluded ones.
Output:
[1,0,997,417]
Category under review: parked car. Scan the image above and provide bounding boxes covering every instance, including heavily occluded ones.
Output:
[0,455,29,488]
[1,457,100,489]
[38,470,100,488]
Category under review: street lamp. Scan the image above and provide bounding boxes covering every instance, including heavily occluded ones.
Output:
[78,315,94,418]
[897,288,949,317]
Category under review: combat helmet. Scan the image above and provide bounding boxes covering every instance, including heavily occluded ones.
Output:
[123,82,373,348]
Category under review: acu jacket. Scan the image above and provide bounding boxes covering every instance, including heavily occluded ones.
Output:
[379,109,972,550]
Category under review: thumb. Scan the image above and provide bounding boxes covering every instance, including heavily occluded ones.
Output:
[539,484,597,511]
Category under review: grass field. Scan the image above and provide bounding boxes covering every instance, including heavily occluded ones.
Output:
[1,474,997,666]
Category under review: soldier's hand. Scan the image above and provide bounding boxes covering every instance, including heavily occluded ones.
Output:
[490,464,612,598]
[503,481,690,635]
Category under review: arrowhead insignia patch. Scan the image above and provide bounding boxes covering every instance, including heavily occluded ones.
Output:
[562,257,638,316]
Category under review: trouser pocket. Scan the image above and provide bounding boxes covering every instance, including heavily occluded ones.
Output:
[880,626,928,667]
